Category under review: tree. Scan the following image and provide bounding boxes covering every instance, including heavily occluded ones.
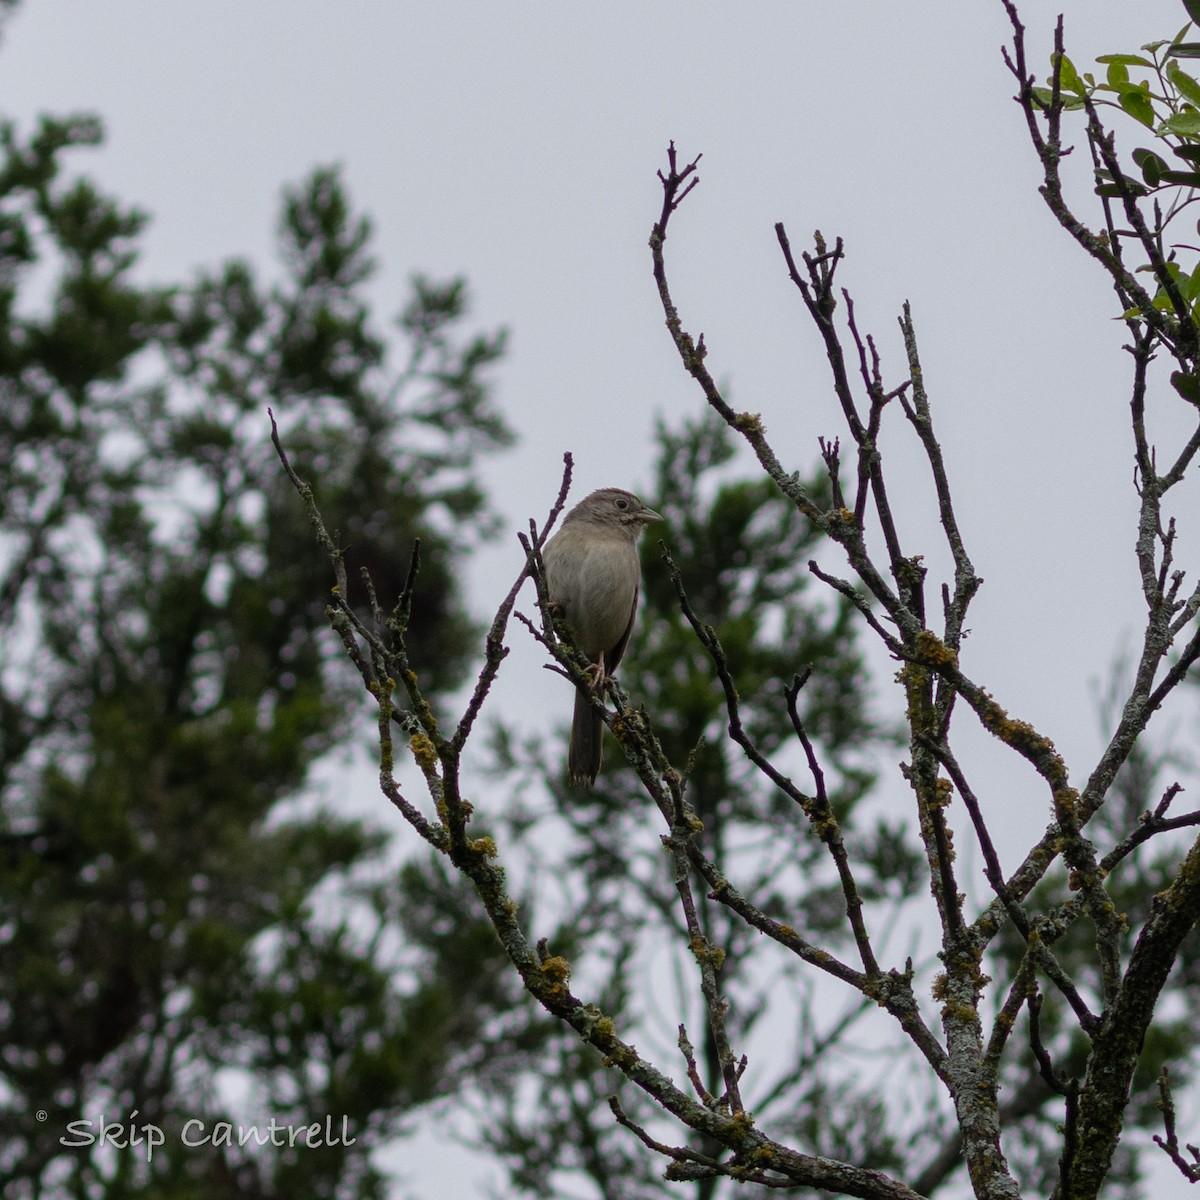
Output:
[0,113,534,1198]
[276,2,1200,1198]
[468,410,915,1198]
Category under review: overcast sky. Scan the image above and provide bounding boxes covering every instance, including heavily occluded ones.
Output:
[3,2,1196,1196]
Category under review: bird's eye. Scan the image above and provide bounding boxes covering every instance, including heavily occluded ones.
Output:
[615,498,629,510]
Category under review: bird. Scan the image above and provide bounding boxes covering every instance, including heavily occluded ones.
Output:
[541,487,662,786]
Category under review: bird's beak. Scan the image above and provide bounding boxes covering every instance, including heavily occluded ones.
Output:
[640,507,664,524]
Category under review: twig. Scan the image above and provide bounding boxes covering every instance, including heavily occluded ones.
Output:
[897,304,981,652]
[786,668,880,977]
[1153,1067,1200,1182]
[678,1024,716,1108]
[607,1095,721,1170]
[450,453,573,753]
[1028,989,1082,1195]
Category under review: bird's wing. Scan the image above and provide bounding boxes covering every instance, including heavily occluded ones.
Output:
[605,582,639,673]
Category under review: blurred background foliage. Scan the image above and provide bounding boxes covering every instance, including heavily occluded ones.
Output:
[0,103,532,1199]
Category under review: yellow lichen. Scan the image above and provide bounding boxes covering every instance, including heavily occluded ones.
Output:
[914,629,958,668]
[728,1111,757,1135]
[689,936,726,970]
[1054,787,1080,819]
[539,956,571,987]
[942,1000,981,1025]
[409,731,439,773]
[813,816,838,840]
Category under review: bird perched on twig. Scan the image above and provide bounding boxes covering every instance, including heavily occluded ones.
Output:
[542,488,662,786]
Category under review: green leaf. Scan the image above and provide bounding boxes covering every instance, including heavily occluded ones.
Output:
[1107,61,1131,88]
[1163,109,1200,135]
[1135,261,1184,278]
[1168,60,1200,106]
[1133,147,1168,186]
[1171,370,1200,403]
[1033,85,1083,111]
[1159,168,1200,185]
[1096,54,1155,68]
[1097,182,1149,199]
[1168,41,1200,59]
[1172,143,1200,164]
[1119,89,1156,126]
[1055,52,1085,96]
[1183,2,1200,27]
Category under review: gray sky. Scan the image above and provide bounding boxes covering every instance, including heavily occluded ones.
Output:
[3,2,1196,1196]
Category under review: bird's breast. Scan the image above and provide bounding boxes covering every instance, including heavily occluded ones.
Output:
[545,534,639,656]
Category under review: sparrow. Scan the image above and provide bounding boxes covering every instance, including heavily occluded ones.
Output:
[542,488,662,785]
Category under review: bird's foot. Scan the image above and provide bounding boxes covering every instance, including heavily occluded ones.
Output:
[585,656,610,695]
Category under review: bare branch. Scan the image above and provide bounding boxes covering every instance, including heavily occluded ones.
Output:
[1154,1068,1200,1183]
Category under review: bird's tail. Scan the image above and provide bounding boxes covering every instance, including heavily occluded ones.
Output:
[569,688,603,787]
